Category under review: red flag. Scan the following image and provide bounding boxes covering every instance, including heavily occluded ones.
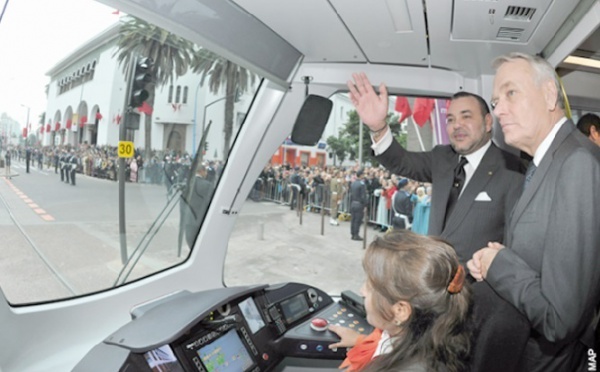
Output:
[412,98,434,127]
[41,126,45,134]
[114,114,122,125]
[95,112,103,120]
[46,124,51,132]
[139,101,153,115]
[394,96,412,123]
[55,122,61,131]
[79,116,88,128]
[22,128,27,138]
[66,119,72,129]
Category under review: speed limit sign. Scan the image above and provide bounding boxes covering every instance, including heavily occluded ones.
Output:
[118,141,134,158]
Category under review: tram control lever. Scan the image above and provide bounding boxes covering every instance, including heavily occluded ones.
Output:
[340,290,367,318]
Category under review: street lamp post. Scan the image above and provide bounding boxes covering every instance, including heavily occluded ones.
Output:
[192,89,230,158]
[192,80,202,158]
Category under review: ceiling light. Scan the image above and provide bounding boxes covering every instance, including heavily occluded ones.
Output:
[563,55,600,69]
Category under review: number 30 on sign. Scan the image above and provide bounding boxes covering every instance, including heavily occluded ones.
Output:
[118,141,134,158]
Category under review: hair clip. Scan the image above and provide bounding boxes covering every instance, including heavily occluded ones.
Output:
[447,265,465,294]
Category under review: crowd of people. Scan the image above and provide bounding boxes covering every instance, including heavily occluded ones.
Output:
[255,163,432,235]
[1,143,224,191]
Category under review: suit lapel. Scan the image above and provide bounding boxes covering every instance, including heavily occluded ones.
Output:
[508,122,574,233]
[443,145,499,234]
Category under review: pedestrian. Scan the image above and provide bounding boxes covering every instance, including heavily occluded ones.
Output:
[4,149,11,179]
[25,147,31,173]
[349,169,367,241]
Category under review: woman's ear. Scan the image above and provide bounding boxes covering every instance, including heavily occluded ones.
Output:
[392,300,412,324]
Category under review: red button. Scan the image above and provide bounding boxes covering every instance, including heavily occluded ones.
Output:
[310,317,328,332]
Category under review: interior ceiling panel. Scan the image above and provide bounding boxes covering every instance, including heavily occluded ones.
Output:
[234,0,367,63]
[234,0,428,66]
[427,0,583,77]
[329,0,429,66]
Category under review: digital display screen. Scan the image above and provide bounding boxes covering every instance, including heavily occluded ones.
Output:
[238,297,266,334]
[197,329,254,372]
[144,344,185,372]
[280,293,310,324]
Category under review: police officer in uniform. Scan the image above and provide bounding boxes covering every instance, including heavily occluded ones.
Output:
[69,150,78,185]
[59,151,66,182]
[349,169,368,241]
[62,151,71,184]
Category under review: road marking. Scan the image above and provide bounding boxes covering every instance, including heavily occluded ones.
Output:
[3,179,56,221]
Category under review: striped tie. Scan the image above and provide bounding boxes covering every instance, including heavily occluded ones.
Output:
[524,162,537,190]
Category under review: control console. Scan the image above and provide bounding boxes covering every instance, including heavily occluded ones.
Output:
[73,283,373,372]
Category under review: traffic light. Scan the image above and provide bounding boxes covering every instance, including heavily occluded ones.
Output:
[130,57,153,108]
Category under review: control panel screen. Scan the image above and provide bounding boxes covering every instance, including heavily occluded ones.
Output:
[280,293,310,325]
[238,297,266,334]
[197,329,254,372]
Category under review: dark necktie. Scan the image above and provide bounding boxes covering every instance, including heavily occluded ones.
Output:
[524,162,537,190]
[445,156,468,227]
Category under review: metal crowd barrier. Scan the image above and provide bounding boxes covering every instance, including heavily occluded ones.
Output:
[253,179,402,231]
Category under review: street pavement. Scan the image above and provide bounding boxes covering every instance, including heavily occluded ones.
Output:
[0,160,384,302]
[226,199,387,297]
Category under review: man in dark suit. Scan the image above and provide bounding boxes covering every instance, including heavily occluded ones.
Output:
[349,169,367,241]
[468,52,600,372]
[347,73,529,372]
[347,72,524,263]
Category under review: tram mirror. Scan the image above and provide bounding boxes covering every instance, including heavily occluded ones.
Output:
[290,94,332,146]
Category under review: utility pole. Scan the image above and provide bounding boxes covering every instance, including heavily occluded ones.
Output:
[117,56,154,265]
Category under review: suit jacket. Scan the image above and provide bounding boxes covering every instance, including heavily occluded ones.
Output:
[487,122,600,372]
[377,139,525,263]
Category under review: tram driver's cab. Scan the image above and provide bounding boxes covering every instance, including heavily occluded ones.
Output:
[1,0,600,371]
[75,283,371,371]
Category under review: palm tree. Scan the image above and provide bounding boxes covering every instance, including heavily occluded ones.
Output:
[114,16,195,161]
[191,48,256,162]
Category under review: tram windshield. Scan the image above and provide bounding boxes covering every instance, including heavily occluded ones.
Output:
[0,0,262,304]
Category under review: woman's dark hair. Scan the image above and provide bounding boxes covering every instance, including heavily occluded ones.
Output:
[361,230,472,372]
